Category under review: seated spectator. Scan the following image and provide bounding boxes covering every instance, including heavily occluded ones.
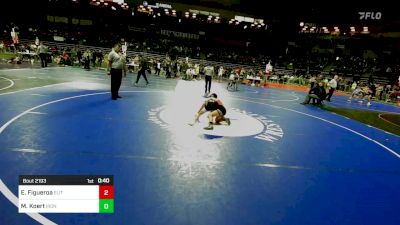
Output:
[8,56,22,64]
[227,71,239,91]
[300,82,326,105]
[347,85,372,106]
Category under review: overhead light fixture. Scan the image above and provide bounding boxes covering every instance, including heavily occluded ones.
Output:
[300,22,304,27]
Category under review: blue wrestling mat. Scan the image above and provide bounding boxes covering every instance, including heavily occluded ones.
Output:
[0,67,399,225]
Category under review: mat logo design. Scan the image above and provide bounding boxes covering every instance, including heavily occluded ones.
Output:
[148,106,171,130]
[148,106,283,143]
[230,108,284,143]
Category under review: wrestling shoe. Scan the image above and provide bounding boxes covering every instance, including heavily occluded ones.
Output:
[204,125,214,130]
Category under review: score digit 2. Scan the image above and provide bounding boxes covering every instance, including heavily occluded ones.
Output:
[99,185,114,199]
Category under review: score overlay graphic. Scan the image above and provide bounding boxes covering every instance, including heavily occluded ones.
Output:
[18,175,114,213]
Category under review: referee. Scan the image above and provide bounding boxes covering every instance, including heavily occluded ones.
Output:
[107,43,127,100]
[204,65,214,96]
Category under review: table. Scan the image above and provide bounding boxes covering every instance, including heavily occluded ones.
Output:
[246,75,262,85]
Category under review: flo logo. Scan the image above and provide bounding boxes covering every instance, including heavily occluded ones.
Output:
[148,106,284,143]
[359,12,382,20]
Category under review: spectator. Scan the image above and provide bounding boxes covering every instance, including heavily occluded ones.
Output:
[301,82,326,105]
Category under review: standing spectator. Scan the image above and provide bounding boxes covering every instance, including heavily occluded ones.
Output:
[91,51,97,68]
[155,60,161,76]
[194,64,200,80]
[0,41,4,53]
[134,55,150,86]
[218,66,224,82]
[164,60,171,78]
[83,49,91,70]
[351,81,358,91]
[369,82,376,98]
[397,75,400,86]
[107,43,127,100]
[97,50,104,68]
[36,42,48,68]
[377,84,384,100]
[77,49,82,65]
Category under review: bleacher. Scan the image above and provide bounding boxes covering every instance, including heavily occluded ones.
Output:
[19,39,265,72]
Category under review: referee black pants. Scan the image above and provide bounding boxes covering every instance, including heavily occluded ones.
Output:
[326,88,335,101]
[110,68,122,99]
[205,75,212,93]
[39,53,47,68]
